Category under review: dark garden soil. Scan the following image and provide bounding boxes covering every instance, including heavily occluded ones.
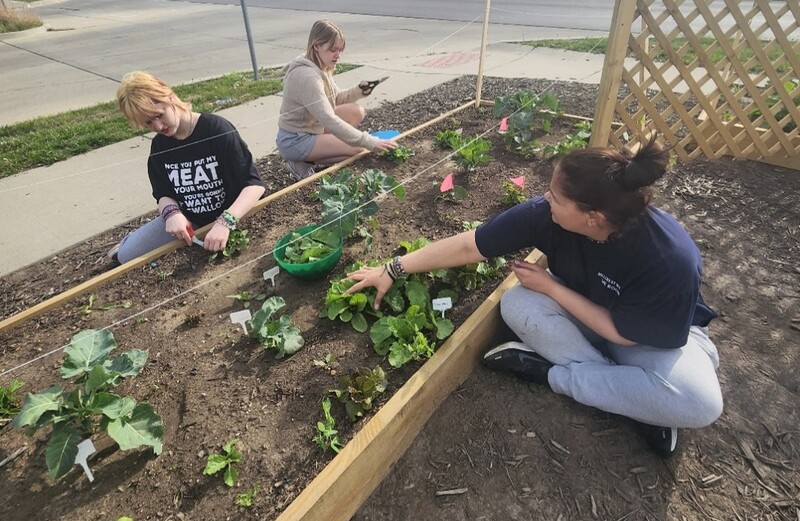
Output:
[1,76,799,521]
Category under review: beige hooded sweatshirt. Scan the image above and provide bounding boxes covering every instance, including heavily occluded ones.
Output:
[278,56,379,150]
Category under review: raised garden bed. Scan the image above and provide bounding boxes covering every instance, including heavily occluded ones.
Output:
[2,77,799,521]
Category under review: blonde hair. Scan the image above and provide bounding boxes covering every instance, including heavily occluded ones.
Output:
[116,71,192,129]
[305,20,345,70]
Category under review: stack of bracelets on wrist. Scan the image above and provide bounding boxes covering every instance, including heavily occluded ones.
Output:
[385,255,407,280]
[161,204,181,221]
[215,210,239,231]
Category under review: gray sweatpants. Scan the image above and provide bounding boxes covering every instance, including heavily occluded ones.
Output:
[116,217,196,264]
[500,284,723,428]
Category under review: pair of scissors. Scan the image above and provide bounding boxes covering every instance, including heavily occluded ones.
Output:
[360,76,389,96]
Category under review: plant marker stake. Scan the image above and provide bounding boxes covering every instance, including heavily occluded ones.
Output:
[263,266,280,287]
[187,226,204,247]
[75,438,96,482]
[432,297,453,318]
[510,176,525,188]
[498,117,509,134]
[440,173,455,192]
[230,309,252,334]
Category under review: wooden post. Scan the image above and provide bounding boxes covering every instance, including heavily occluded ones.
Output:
[474,0,492,107]
[590,0,638,147]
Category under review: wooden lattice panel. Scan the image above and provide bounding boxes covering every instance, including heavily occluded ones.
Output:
[593,0,800,170]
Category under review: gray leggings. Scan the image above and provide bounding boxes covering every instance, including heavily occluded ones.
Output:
[116,216,197,264]
[500,284,723,428]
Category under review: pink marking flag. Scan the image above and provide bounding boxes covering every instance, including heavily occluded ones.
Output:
[510,176,525,188]
[498,117,509,134]
[440,173,455,192]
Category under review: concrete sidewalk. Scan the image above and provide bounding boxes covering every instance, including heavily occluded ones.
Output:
[0,44,609,276]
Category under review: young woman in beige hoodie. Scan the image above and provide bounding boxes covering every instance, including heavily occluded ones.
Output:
[277,20,397,179]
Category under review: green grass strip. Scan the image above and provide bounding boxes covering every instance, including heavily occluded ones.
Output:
[0,63,359,180]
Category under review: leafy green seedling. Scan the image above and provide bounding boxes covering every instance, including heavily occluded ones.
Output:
[370,304,453,368]
[454,137,492,172]
[435,128,464,149]
[235,483,259,507]
[542,120,592,157]
[383,144,415,164]
[433,257,507,292]
[462,220,483,231]
[501,181,527,206]
[314,397,343,453]
[0,379,24,419]
[318,168,405,244]
[323,275,379,333]
[210,229,250,261]
[332,366,388,422]
[203,439,241,487]
[436,185,469,203]
[494,90,563,156]
[249,296,305,358]
[12,329,163,481]
[283,227,340,264]
[80,294,96,315]
[313,354,338,372]
[226,290,267,309]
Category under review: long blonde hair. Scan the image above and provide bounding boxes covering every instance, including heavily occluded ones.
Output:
[305,20,345,71]
[116,71,192,129]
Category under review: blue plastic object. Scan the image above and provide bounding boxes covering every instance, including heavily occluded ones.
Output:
[371,129,400,139]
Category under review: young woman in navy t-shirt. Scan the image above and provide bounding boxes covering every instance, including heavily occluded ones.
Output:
[346,137,722,457]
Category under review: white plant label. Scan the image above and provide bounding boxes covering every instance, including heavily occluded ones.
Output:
[75,438,96,482]
[263,267,280,286]
[230,309,252,334]
[432,297,453,318]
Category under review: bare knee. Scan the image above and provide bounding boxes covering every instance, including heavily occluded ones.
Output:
[335,103,365,127]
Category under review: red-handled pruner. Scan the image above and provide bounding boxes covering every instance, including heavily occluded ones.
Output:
[360,76,389,95]
[187,225,205,247]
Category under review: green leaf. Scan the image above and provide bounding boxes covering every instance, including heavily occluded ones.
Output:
[351,312,368,333]
[46,423,82,480]
[224,464,238,487]
[203,454,228,476]
[12,386,63,428]
[106,403,163,454]
[105,349,148,377]
[101,395,136,420]
[249,296,286,336]
[61,329,116,379]
[85,364,118,394]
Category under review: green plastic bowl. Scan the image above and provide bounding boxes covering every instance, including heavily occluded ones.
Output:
[273,224,343,280]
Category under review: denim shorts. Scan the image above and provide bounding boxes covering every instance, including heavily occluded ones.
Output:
[276,128,317,162]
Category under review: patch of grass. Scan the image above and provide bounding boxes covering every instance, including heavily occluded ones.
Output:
[0,64,359,179]
[0,6,42,33]
[522,36,794,74]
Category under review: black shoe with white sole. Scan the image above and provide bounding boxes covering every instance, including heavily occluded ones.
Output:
[482,341,553,386]
[641,424,678,458]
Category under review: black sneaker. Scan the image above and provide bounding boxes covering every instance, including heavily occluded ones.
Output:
[482,341,553,386]
[641,424,678,458]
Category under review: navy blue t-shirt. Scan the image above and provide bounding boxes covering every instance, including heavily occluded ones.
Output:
[475,196,716,349]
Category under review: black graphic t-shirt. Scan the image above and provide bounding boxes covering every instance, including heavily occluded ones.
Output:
[147,113,263,226]
[475,196,717,349]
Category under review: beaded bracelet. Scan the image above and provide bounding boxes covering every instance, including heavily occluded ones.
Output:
[391,256,407,278]
[383,263,397,281]
[215,210,239,231]
[161,204,181,221]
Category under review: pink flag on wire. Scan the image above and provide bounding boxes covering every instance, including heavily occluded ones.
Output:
[440,173,454,192]
[498,117,509,133]
[510,176,525,188]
